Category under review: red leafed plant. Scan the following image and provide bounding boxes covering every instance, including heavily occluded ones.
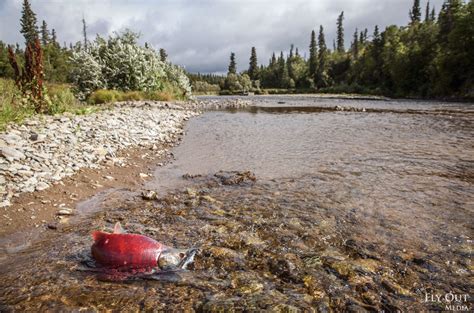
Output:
[8,38,46,113]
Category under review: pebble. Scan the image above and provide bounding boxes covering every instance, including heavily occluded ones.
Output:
[57,208,73,216]
[47,223,57,230]
[141,190,158,200]
[35,182,49,191]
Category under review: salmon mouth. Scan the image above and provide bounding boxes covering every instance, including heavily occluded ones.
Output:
[158,247,199,270]
[178,248,198,269]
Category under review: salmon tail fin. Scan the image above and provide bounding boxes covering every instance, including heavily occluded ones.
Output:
[92,231,108,242]
[113,222,125,234]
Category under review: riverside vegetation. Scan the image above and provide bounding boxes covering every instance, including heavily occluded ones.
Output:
[0,0,192,130]
[191,0,473,100]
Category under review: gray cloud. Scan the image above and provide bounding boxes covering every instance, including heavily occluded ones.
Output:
[0,0,446,73]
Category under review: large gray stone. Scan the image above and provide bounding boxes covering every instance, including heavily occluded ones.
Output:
[0,147,26,161]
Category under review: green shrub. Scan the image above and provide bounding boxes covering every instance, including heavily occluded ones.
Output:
[86,86,188,105]
[144,90,173,101]
[121,91,144,101]
[0,78,34,130]
[88,89,122,104]
[0,78,98,130]
[46,83,80,114]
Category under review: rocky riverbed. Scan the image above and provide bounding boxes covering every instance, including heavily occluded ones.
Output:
[0,99,252,209]
[1,170,470,311]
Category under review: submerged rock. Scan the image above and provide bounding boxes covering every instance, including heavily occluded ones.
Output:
[214,171,256,185]
[141,190,158,200]
[268,257,301,283]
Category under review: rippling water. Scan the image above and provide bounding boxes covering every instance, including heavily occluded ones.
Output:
[1,96,473,311]
[151,96,473,186]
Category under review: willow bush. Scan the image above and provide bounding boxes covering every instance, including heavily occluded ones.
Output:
[70,30,191,101]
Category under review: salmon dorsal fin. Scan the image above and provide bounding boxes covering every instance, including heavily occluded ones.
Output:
[113,222,125,234]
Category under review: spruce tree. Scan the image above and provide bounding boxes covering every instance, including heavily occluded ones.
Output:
[228,52,237,75]
[438,0,463,43]
[409,0,421,24]
[336,11,345,53]
[159,48,168,62]
[430,7,436,22]
[309,30,318,79]
[40,20,50,46]
[316,25,328,88]
[287,44,294,82]
[352,29,359,58]
[425,1,431,22]
[295,47,300,57]
[278,51,289,88]
[248,47,258,80]
[318,26,327,54]
[373,25,380,42]
[51,29,57,44]
[359,30,365,45]
[270,52,276,67]
[82,18,88,49]
[20,0,39,46]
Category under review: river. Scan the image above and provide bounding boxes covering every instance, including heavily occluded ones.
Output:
[1,95,473,311]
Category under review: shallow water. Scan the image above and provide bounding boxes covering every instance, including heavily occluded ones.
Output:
[1,95,473,311]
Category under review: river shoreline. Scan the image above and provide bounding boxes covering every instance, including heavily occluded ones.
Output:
[0,99,252,237]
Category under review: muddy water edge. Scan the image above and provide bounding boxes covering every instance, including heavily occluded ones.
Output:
[0,95,473,311]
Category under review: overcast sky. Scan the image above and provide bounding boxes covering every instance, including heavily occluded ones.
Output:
[0,0,446,73]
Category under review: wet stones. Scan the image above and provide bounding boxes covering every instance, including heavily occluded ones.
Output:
[141,190,158,200]
[214,170,256,186]
[200,299,236,312]
[114,98,253,112]
[230,271,265,294]
[335,105,367,112]
[208,246,243,260]
[268,257,301,283]
[182,171,257,186]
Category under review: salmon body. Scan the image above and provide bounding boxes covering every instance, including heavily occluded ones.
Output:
[91,230,166,268]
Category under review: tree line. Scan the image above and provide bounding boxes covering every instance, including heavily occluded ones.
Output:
[1,0,472,99]
[217,0,473,98]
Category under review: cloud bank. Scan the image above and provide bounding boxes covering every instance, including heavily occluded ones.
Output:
[0,0,445,73]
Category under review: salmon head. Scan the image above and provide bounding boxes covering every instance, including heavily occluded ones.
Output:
[158,247,198,270]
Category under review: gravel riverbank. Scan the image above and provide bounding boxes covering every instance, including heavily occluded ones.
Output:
[0,99,252,209]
